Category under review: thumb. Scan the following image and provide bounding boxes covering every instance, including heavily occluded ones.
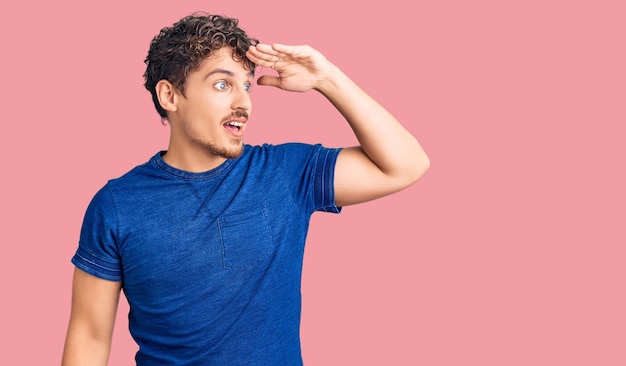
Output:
[256,75,283,89]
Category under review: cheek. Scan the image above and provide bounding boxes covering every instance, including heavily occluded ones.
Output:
[185,91,235,122]
[203,95,232,115]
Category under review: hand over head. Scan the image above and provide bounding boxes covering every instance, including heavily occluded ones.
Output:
[246,43,335,92]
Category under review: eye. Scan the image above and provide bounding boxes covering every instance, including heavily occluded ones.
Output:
[244,82,252,92]
[214,81,228,91]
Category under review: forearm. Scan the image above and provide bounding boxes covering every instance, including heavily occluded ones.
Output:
[317,65,430,181]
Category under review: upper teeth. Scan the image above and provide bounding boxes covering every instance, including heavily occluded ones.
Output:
[227,122,243,127]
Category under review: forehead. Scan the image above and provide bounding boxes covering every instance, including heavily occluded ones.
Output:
[195,47,253,78]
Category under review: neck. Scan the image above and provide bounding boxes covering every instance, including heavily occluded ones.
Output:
[162,145,227,173]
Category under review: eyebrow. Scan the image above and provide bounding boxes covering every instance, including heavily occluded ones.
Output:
[204,68,255,80]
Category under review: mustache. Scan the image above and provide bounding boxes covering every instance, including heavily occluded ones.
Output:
[223,110,248,122]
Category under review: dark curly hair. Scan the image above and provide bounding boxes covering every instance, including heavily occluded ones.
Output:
[143,12,259,119]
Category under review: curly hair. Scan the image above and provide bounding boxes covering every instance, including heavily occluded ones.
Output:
[143,13,259,119]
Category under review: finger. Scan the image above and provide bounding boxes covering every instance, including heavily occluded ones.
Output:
[246,53,272,69]
[249,57,278,71]
[246,46,280,68]
[256,75,282,89]
[270,43,292,53]
[250,43,282,58]
[271,43,309,57]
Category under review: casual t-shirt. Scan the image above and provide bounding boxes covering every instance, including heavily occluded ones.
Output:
[71,143,341,365]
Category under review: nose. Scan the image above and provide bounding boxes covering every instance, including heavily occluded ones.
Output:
[232,85,251,112]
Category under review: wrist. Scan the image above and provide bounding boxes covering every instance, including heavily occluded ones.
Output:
[314,64,347,95]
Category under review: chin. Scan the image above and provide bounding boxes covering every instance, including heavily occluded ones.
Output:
[216,142,244,159]
[222,150,243,159]
[196,137,244,160]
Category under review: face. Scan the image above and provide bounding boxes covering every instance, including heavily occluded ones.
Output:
[169,47,253,162]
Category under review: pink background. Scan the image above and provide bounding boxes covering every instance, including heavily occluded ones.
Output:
[1,0,624,365]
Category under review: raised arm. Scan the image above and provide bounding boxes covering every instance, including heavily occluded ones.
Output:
[62,268,122,366]
[246,43,429,207]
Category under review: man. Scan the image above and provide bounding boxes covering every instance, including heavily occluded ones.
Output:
[62,12,429,365]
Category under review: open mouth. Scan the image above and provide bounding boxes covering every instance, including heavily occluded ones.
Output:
[224,121,245,136]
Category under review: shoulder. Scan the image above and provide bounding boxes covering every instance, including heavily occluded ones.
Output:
[242,143,331,161]
[105,153,163,189]
[81,153,163,212]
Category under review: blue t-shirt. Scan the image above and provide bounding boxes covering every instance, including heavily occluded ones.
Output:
[72,143,341,365]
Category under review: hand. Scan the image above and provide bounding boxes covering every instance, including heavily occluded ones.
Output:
[246,43,335,92]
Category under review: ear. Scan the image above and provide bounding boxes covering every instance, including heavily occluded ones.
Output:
[156,80,178,113]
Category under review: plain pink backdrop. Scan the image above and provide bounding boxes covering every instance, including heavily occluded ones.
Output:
[1,0,624,365]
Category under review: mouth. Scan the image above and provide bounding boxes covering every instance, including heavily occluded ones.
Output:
[223,119,246,137]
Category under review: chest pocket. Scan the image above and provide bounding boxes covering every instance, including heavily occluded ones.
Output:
[217,206,273,270]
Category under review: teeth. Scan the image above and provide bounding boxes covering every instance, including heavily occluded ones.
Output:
[227,121,244,127]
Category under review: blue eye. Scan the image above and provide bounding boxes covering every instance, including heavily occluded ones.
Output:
[244,83,252,92]
[214,81,228,90]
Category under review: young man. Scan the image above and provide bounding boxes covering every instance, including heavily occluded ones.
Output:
[62,13,429,365]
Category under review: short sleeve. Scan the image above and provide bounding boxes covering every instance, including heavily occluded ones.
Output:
[273,143,342,214]
[71,185,122,281]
